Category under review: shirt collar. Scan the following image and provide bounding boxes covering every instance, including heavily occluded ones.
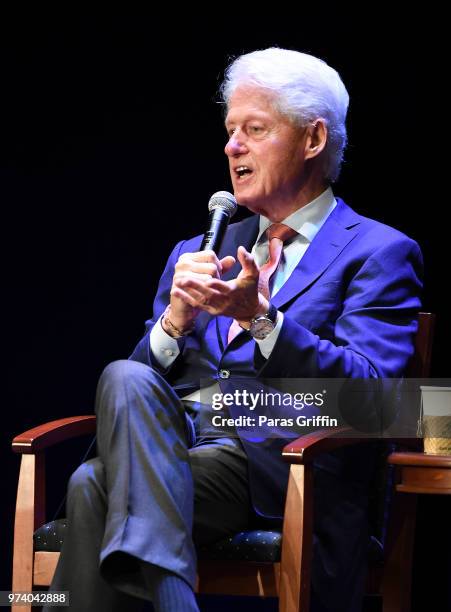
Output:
[256,186,337,244]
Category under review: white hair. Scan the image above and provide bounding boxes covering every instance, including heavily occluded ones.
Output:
[220,48,349,183]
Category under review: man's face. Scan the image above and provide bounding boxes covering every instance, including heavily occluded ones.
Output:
[224,86,308,219]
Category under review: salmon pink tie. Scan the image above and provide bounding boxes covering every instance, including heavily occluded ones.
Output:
[257,223,298,300]
[227,223,298,343]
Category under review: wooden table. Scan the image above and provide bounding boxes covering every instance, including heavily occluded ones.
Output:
[389,451,451,494]
[382,451,451,612]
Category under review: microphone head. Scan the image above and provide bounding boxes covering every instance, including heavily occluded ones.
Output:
[208,191,237,217]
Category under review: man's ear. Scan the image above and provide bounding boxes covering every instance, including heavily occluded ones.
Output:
[304,118,328,161]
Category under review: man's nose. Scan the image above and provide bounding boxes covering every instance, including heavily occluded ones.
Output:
[224,132,247,157]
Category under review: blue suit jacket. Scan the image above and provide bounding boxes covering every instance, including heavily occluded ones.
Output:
[130,198,423,519]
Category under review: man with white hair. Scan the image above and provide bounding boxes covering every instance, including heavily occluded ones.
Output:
[46,48,422,611]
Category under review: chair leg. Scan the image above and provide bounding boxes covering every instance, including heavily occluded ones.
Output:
[279,464,313,612]
[12,453,45,612]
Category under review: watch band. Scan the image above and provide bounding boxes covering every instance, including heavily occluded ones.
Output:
[263,302,278,325]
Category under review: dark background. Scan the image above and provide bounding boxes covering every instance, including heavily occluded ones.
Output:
[2,8,449,611]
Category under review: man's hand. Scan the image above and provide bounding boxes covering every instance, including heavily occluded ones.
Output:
[166,250,235,334]
[171,246,268,325]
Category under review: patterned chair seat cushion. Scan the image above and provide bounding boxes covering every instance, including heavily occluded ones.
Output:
[34,519,383,565]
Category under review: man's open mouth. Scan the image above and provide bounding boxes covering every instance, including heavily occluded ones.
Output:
[235,166,253,180]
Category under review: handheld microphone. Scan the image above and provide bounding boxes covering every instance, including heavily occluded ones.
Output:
[200,191,237,253]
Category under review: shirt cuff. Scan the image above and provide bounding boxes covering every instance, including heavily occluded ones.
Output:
[149,315,182,369]
[254,311,284,359]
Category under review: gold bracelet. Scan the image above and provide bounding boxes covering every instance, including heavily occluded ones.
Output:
[162,305,195,337]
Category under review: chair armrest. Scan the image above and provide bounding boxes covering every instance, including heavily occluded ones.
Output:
[282,427,423,464]
[12,415,96,454]
[281,427,369,464]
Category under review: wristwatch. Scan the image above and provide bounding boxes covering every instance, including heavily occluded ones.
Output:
[247,303,278,340]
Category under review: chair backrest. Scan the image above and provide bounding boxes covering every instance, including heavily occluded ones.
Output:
[406,312,435,377]
[369,312,436,549]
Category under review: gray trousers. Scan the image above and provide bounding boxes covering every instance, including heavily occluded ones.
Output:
[46,360,252,611]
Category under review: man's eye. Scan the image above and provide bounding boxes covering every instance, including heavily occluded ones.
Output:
[249,126,264,134]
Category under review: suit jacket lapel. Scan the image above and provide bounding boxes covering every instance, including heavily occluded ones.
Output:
[210,200,361,346]
[219,215,260,280]
[216,215,260,348]
[273,199,361,308]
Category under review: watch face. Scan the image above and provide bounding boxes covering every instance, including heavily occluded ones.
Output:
[250,317,275,340]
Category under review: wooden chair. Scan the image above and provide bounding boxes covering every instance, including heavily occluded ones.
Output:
[11,312,435,612]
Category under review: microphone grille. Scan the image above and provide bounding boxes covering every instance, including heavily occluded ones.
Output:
[208,191,237,217]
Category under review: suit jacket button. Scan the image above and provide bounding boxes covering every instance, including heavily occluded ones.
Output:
[219,369,231,379]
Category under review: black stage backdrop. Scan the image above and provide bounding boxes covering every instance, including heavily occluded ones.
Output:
[2,9,449,611]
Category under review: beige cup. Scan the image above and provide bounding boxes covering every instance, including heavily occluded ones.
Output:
[420,387,451,455]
